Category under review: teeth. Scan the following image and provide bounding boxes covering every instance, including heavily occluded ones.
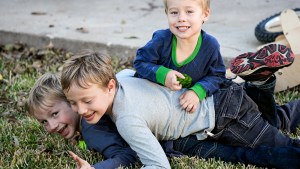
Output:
[177,26,189,30]
[58,126,66,133]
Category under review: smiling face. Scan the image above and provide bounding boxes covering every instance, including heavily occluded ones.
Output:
[166,0,210,40]
[34,100,80,139]
[64,79,116,124]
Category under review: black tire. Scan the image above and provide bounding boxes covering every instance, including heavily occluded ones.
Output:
[254,8,300,43]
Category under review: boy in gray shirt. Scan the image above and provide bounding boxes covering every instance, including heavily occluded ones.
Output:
[61,49,300,169]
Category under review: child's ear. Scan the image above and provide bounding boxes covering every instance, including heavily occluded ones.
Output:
[202,8,210,22]
[107,79,116,92]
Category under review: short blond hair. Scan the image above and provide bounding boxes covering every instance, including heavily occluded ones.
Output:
[28,73,67,115]
[163,0,210,11]
[61,49,117,92]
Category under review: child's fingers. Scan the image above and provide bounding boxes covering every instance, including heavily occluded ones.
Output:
[179,92,186,103]
[68,151,91,168]
[180,98,189,109]
[174,71,185,79]
[69,151,78,161]
[187,104,197,113]
[185,104,193,112]
[173,78,180,84]
[172,84,182,90]
[180,92,197,113]
[169,76,181,90]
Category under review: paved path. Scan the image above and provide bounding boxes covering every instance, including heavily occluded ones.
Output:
[0,0,298,65]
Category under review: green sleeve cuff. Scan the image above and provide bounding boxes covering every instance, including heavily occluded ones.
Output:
[190,83,207,100]
[156,66,171,85]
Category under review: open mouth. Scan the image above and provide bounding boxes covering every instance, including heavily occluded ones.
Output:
[176,26,191,31]
[84,112,95,122]
[57,125,69,137]
[57,125,67,134]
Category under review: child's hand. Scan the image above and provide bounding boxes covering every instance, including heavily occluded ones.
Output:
[69,151,95,169]
[165,70,185,90]
[179,90,199,113]
[177,74,192,88]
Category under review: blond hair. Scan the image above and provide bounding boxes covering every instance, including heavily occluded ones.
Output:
[28,73,67,115]
[163,0,210,11]
[61,49,117,92]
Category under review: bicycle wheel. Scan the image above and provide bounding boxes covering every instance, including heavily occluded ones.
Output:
[254,8,300,43]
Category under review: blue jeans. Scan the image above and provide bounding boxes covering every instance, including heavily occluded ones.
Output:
[174,135,300,169]
[173,77,300,168]
[211,78,300,148]
[245,76,300,133]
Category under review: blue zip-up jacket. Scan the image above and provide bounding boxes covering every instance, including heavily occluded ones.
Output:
[134,29,226,97]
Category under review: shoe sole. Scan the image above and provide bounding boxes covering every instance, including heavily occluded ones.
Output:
[230,44,294,76]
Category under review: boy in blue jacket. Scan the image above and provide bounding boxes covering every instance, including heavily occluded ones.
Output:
[134,0,226,113]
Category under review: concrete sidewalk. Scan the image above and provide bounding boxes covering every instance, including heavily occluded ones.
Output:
[0,0,298,66]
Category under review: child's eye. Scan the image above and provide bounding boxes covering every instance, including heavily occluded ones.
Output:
[52,112,59,117]
[187,10,194,14]
[41,120,48,126]
[85,100,92,104]
[170,11,178,15]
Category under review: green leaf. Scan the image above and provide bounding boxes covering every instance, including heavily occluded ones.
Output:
[78,140,87,150]
[177,74,192,88]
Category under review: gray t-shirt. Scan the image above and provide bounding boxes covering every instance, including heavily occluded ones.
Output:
[111,73,215,169]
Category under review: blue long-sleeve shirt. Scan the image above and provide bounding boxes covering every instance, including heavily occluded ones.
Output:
[134,29,226,98]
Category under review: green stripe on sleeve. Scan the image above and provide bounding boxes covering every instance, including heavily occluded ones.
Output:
[190,83,206,100]
[156,66,172,85]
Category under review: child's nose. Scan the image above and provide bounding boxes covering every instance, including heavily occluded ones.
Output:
[77,104,87,115]
[48,120,58,132]
[178,13,186,22]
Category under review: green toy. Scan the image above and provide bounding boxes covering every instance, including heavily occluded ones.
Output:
[78,140,87,150]
[177,74,192,88]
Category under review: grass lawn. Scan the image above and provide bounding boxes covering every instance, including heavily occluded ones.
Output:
[1,43,299,169]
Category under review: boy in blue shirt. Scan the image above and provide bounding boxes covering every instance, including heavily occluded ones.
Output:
[134,0,226,112]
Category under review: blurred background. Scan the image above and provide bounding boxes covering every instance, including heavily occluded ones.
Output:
[0,0,299,65]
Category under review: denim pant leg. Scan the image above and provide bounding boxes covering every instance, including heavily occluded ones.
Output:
[213,82,300,148]
[173,135,300,169]
[277,99,300,133]
[244,76,278,128]
[245,76,300,133]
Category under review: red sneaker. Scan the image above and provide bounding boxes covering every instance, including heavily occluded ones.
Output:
[230,44,294,81]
